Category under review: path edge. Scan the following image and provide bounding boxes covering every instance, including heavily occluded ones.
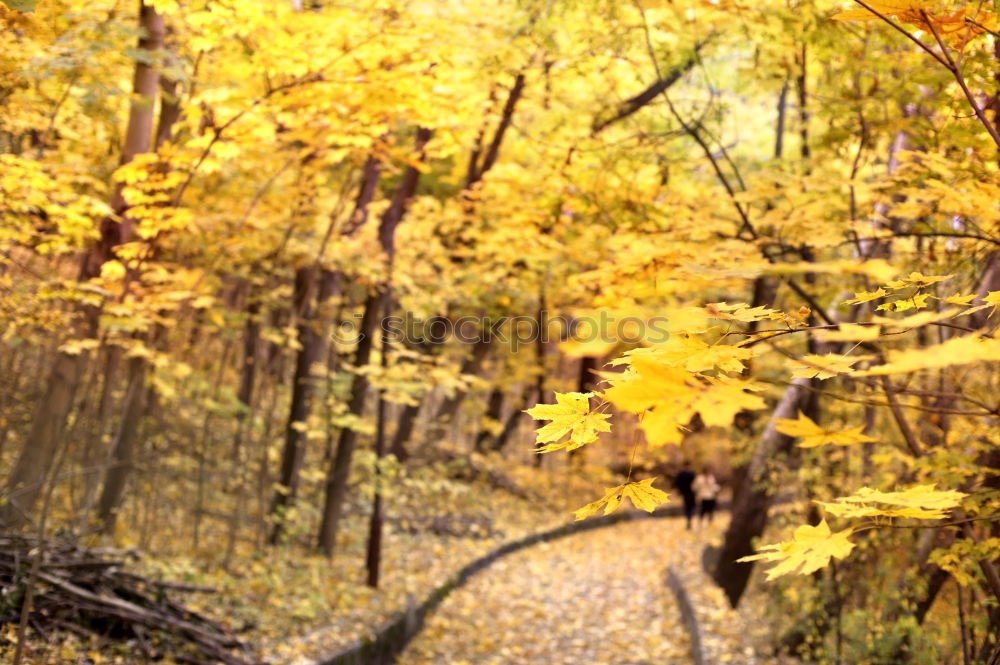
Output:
[308,504,697,665]
[666,564,707,665]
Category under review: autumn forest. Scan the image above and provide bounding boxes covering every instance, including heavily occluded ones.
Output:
[1,0,999,663]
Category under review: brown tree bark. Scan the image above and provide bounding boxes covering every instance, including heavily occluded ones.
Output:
[94,355,150,534]
[224,288,261,566]
[711,377,816,606]
[366,294,391,588]
[268,268,338,542]
[474,385,506,453]
[268,157,382,542]
[317,128,432,556]
[0,2,165,529]
[491,384,535,453]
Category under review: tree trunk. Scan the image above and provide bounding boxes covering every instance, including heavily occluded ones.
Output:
[0,1,164,529]
[225,289,260,567]
[427,338,493,442]
[474,385,506,453]
[268,152,382,542]
[95,355,150,534]
[316,128,431,556]
[712,377,816,606]
[366,295,390,587]
[389,402,419,461]
[268,268,338,542]
[491,383,535,453]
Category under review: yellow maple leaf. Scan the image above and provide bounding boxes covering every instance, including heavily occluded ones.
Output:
[604,357,765,446]
[790,353,863,380]
[871,307,959,330]
[815,323,881,342]
[573,485,624,520]
[854,334,1000,375]
[525,392,611,453]
[614,335,753,373]
[984,291,1000,316]
[705,302,779,322]
[774,412,876,447]
[573,478,670,520]
[738,519,856,579]
[876,293,931,312]
[818,485,965,520]
[843,288,886,305]
[622,478,671,513]
[941,293,977,305]
[691,377,767,427]
[885,271,953,290]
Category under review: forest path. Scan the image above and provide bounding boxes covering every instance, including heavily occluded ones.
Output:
[396,517,713,665]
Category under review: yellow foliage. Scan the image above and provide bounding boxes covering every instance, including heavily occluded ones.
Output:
[774,412,876,447]
[817,485,966,520]
[738,520,856,580]
[790,353,865,380]
[525,392,612,453]
[854,335,1000,375]
[573,478,670,520]
[604,356,765,446]
[832,1,995,48]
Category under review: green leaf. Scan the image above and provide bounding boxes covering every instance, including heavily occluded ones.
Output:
[3,0,40,12]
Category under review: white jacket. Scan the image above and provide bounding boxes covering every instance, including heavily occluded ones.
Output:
[692,473,720,501]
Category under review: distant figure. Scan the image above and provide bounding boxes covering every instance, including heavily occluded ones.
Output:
[693,467,721,525]
[673,460,696,530]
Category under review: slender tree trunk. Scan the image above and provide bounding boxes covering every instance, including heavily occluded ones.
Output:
[797,43,810,162]
[366,295,390,587]
[427,338,493,442]
[268,268,337,542]
[389,402,419,461]
[533,299,547,467]
[774,78,789,160]
[317,128,431,556]
[94,355,149,534]
[567,356,597,462]
[492,383,535,453]
[191,338,234,548]
[225,289,260,566]
[474,385,506,453]
[268,156,381,542]
[0,2,164,529]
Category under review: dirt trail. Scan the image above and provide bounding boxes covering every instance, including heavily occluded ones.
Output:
[397,517,700,665]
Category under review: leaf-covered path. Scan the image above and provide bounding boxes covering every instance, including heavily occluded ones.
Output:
[397,516,763,665]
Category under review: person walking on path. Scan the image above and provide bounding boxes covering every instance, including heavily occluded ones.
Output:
[693,466,721,525]
[673,460,696,530]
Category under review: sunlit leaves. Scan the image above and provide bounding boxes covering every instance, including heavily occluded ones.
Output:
[815,323,880,342]
[704,302,779,322]
[774,412,876,447]
[573,478,670,520]
[738,520,856,580]
[611,335,753,373]
[817,485,966,520]
[941,293,977,305]
[854,335,1000,375]
[790,353,864,380]
[603,356,765,446]
[875,293,930,312]
[843,288,887,305]
[831,1,995,48]
[525,392,612,453]
[884,272,953,289]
